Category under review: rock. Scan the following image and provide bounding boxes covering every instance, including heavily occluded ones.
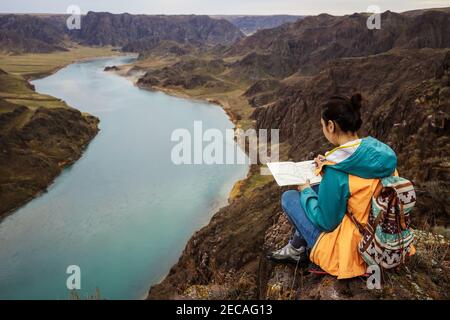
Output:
[104,65,119,71]
[137,75,160,86]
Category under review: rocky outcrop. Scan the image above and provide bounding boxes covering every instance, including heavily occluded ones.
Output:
[243,79,284,107]
[138,58,230,90]
[136,40,197,59]
[104,65,120,71]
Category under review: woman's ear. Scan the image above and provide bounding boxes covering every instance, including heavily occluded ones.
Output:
[327,120,335,133]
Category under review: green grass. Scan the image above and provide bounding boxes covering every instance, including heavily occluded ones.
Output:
[242,170,274,198]
[0,72,67,110]
[0,72,33,93]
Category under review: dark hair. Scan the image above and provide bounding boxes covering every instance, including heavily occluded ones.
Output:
[321,93,363,132]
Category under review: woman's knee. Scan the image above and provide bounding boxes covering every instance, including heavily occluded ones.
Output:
[281,190,300,210]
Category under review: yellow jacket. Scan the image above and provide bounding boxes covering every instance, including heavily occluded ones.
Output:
[302,137,409,279]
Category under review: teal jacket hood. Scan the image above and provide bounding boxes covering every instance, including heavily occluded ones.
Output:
[330,137,397,179]
[300,137,397,232]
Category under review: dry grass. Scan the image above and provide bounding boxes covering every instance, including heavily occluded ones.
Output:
[0,45,119,78]
[0,72,67,110]
[0,45,122,112]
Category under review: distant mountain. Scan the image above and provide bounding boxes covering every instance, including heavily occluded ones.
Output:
[0,14,67,53]
[226,10,450,78]
[68,12,244,51]
[0,12,245,54]
[211,15,304,35]
[402,6,450,17]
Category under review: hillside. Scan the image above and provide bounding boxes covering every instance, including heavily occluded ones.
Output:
[224,10,450,78]
[136,8,450,299]
[0,69,99,218]
[0,14,67,53]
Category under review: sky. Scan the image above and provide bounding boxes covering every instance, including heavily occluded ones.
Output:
[0,0,448,15]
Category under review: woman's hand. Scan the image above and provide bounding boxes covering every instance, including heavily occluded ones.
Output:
[313,154,326,168]
[298,179,311,192]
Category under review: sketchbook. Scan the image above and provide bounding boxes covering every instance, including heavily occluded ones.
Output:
[266,161,322,187]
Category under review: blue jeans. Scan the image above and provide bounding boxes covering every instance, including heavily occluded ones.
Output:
[281,184,321,249]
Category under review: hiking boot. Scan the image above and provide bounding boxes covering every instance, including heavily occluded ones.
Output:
[266,243,308,264]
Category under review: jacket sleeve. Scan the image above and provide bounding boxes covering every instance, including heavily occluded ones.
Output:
[300,167,350,232]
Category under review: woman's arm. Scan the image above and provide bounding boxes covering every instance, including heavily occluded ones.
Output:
[299,167,350,232]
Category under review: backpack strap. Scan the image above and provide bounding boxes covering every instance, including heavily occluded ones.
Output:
[346,180,383,238]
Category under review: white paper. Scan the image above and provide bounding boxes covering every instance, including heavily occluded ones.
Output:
[266,161,322,186]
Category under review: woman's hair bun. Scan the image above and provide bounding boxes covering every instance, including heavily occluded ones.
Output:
[321,93,364,132]
[350,93,363,112]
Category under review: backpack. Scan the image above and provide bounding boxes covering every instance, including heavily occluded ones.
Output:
[347,176,416,269]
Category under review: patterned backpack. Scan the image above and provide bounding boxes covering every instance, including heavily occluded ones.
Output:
[347,176,416,269]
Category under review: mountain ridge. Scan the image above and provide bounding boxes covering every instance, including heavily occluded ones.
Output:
[0,12,245,54]
[225,9,450,78]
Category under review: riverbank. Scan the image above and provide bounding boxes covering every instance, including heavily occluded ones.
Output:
[0,70,100,220]
[0,47,122,220]
[0,45,122,79]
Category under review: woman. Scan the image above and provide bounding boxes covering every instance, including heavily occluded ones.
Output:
[267,94,398,279]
